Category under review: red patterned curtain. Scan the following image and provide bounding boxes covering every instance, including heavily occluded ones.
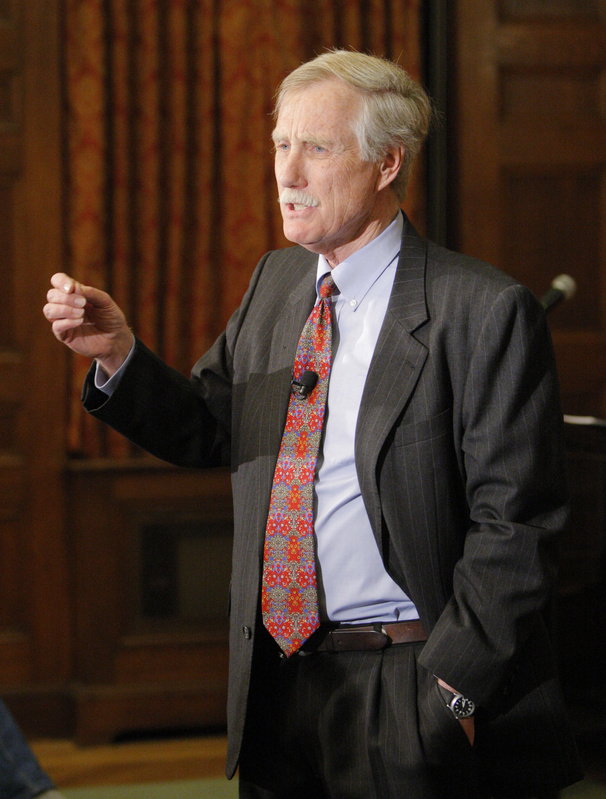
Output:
[63,0,425,457]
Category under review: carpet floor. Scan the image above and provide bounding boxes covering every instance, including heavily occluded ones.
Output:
[60,776,605,798]
[63,778,238,799]
[35,733,603,799]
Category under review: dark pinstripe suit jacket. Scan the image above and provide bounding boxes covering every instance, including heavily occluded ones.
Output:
[84,215,582,793]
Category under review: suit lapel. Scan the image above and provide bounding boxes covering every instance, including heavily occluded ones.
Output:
[356,220,429,543]
[271,248,318,421]
[253,248,317,552]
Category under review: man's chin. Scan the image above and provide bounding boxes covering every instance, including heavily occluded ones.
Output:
[283,232,323,255]
[282,223,319,249]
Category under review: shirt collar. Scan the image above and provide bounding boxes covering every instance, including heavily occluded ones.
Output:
[315,211,403,304]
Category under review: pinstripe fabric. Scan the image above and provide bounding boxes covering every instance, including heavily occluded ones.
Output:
[239,632,485,798]
[83,216,582,795]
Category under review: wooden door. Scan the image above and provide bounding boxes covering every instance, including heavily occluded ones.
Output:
[449,0,606,415]
[0,0,70,735]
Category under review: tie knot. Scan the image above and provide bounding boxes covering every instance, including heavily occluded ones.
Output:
[319,273,337,299]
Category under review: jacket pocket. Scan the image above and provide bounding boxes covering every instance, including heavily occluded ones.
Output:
[393,407,452,447]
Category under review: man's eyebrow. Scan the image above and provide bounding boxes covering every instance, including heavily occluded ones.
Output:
[306,136,333,149]
[271,130,334,149]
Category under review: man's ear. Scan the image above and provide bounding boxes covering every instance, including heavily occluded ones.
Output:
[375,143,405,192]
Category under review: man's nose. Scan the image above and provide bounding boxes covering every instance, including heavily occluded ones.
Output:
[276,148,306,187]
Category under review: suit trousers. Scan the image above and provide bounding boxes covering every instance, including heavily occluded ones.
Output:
[238,626,487,799]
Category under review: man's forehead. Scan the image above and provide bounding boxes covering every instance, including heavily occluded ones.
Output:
[273,82,360,141]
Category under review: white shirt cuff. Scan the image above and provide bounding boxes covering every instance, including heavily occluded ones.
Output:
[94,341,136,396]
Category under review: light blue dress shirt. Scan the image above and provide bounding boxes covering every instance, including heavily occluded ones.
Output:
[97,212,419,625]
[314,212,418,624]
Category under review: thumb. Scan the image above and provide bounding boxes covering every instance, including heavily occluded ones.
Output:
[50,272,112,307]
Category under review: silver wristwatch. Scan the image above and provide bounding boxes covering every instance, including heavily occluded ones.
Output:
[438,683,476,719]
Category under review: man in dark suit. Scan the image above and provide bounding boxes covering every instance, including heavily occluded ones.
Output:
[44,50,582,798]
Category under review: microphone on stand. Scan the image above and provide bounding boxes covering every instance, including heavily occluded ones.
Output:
[540,274,577,313]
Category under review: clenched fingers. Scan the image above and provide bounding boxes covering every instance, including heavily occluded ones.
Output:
[43,290,86,340]
[44,288,86,315]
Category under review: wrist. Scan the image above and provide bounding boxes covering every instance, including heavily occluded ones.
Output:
[96,331,135,377]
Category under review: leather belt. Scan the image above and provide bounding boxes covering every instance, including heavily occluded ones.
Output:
[301,619,427,654]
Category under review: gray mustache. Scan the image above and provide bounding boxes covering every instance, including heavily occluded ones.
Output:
[278,189,319,207]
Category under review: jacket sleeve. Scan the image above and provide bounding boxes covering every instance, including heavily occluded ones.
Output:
[81,337,230,467]
[418,283,568,714]
[82,251,272,467]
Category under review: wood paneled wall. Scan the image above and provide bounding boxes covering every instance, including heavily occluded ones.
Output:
[449,0,606,416]
[0,1,71,735]
[66,461,232,744]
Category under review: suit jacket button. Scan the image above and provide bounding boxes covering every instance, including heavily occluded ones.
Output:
[242,626,252,639]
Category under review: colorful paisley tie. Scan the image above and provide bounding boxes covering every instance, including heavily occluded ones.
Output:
[261,273,337,656]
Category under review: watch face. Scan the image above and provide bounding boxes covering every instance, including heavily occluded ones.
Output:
[452,695,475,719]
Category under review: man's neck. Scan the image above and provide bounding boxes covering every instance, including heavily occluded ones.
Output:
[322,203,401,268]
